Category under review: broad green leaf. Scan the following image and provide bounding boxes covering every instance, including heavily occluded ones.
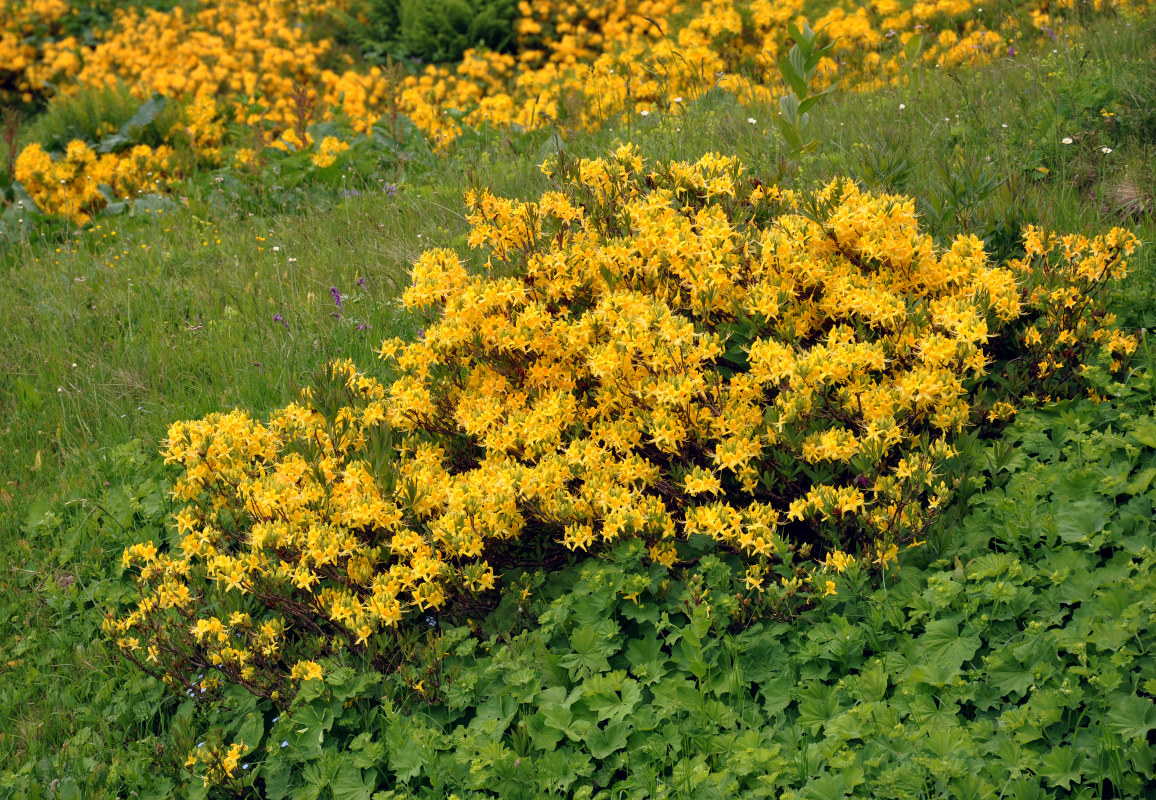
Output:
[779,120,804,151]
[1037,746,1083,789]
[11,181,42,215]
[236,712,264,752]
[1128,418,1156,449]
[787,49,810,98]
[918,618,980,668]
[803,772,850,800]
[14,377,40,408]
[332,765,375,800]
[119,94,167,137]
[797,685,842,734]
[559,624,611,679]
[587,720,630,759]
[1056,498,1112,543]
[625,636,668,685]
[1106,695,1156,741]
[1125,466,1156,495]
[904,33,924,66]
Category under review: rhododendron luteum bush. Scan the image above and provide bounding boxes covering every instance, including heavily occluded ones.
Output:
[109,147,1138,701]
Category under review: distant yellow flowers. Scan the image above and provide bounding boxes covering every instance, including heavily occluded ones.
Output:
[9,0,1156,218]
[14,139,173,224]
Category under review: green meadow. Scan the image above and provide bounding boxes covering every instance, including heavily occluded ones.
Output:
[1,9,1155,799]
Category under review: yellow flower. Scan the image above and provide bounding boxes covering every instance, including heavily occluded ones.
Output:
[290,660,323,682]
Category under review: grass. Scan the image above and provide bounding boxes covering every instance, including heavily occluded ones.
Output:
[0,10,1154,798]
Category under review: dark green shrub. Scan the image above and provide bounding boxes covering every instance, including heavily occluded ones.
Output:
[362,0,518,63]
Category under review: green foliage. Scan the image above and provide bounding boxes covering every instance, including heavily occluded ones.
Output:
[776,21,838,153]
[0,442,179,800]
[23,83,178,154]
[360,0,518,63]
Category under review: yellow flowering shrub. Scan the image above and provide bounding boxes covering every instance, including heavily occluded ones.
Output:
[107,147,1138,701]
[14,138,173,224]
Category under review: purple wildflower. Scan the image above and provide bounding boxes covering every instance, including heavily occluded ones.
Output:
[341,188,361,200]
[330,286,342,311]
[273,313,289,331]
[357,276,367,288]
[384,183,398,196]
[1008,45,1016,57]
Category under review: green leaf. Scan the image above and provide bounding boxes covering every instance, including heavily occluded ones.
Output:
[538,687,590,743]
[14,377,41,408]
[236,712,264,752]
[332,765,375,800]
[1105,695,1156,741]
[797,685,843,734]
[797,94,826,117]
[781,52,809,99]
[918,619,980,668]
[11,182,42,215]
[559,624,613,679]
[625,636,668,685]
[779,92,800,122]
[803,772,850,800]
[119,94,167,137]
[779,120,805,152]
[1056,498,1111,543]
[786,22,804,49]
[587,720,630,759]
[1037,746,1083,789]
[904,33,924,66]
[1128,418,1156,449]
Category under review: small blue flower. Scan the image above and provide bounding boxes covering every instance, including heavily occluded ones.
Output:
[281,741,289,748]
[242,764,250,770]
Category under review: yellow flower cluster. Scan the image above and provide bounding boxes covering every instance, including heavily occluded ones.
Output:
[1011,225,1139,396]
[310,135,351,168]
[179,94,226,166]
[14,139,173,224]
[0,0,75,105]
[109,147,1136,698]
[184,740,247,787]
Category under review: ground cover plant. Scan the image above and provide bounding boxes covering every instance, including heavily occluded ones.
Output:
[1,3,1155,799]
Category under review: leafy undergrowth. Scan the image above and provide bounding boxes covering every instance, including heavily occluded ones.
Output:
[13,368,1153,798]
[0,442,180,799]
[190,373,1156,800]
